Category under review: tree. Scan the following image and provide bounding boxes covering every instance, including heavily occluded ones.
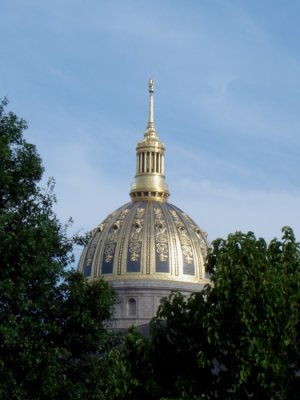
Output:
[204,228,300,399]
[120,228,300,400]
[148,292,212,400]
[0,98,118,399]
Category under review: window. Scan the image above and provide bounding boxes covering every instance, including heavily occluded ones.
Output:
[128,298,137,317]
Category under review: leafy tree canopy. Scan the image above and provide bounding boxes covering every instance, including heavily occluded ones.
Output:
[204,227,300,399]
[0,98,118,399]
[119,227,300,400]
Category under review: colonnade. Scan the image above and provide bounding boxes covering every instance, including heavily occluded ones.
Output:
[136,151,164,174]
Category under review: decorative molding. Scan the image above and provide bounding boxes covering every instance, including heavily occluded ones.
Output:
[154,207,168,262]
[104,209,129,263]
[170,210,193,264]
[129,207,145,261]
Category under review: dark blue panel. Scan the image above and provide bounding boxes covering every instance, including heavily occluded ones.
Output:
[83,265,92,277]
[183,262,195,275]
[102,261,113,274]
[127,259,140,272]
[156,255,169,272]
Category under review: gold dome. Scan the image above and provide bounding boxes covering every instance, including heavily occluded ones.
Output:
[78,200,208,284]
[78,81,209,329]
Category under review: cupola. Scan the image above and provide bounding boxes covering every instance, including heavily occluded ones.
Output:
[130,80,169,202]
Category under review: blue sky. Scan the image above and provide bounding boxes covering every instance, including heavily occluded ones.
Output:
[1,0,300,252]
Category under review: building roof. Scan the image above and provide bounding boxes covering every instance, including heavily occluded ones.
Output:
[78,80,209,287]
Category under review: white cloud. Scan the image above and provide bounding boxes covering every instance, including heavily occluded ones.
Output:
[171,178,300,242]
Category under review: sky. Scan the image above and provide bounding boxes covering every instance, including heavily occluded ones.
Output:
[1,0,300,259]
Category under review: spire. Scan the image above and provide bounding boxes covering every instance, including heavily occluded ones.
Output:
[148,79,154,129]
[130,80,169,202]
[145,79,158,139]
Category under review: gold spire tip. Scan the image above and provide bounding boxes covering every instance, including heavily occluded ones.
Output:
[149,79,154,93]
[148,79,155,129]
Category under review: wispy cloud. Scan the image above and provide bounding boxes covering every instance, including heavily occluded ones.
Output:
[1,0,300,248]
[171,178,300,242]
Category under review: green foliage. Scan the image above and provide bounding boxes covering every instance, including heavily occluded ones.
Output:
[121,228,300,400]
[0,98,44,210]
[0,99,118,399]
[148,292,212,399]
[205,227,300,399]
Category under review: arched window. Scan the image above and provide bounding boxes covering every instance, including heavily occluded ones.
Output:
[128,298,137,317]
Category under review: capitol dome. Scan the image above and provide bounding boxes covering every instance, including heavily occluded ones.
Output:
[78,80,209,330]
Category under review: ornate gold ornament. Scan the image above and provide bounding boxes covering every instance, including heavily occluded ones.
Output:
[129,207,145,261]
[182,212,208,252]
[170,210,194,264]
[154,207,168,262]
[104,209,129,263]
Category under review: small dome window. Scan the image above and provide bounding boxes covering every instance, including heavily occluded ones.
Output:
[113,222,120,231]
[98,223,105,232]
[134,221,141,229]
[128,298,137,317]
[155,221,164,229]
[195,228,202,238]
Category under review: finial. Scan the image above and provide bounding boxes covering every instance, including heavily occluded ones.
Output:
[149,79,154,92]
[148,79,155,130]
